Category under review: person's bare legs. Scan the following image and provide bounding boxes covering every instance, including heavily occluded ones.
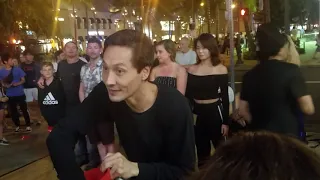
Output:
[28,101,41,125]
[0,108,9,145]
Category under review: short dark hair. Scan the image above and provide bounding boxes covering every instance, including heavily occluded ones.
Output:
[23,49,34,56]
[256,23,288,60]
[1,52,12,64]
[156,39,176,62]
[64,41,78,49]
[194,33,221,66]
[54,50,63,60]
[41,62,54,69]
[88,37,102,48]
[193,131,320,180]
[103,29,154,73]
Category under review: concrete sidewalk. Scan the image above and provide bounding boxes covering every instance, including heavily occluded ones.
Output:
[0,107,48,177]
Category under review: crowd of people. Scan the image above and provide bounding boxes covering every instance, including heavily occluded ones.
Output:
[0,22,319,180]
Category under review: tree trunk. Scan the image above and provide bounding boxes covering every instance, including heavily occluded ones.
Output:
[243,16,255,53]
[215,2,220,37]
[85,4,89,36]
[206,0,211,33]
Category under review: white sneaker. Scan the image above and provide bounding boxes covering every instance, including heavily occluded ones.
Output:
[26,127,32,133]
[0,138,9,145]
[15,127,20,133]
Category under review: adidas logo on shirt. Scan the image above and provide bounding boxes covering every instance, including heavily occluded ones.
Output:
[43,92,58,105]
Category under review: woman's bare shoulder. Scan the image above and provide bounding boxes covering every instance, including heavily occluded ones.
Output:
[215,63,228,74]
[187,64,198,73]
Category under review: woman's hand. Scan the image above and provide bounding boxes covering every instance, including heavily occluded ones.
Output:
[221,124,229,136]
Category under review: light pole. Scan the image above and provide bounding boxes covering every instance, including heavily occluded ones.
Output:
[226,0,235,111]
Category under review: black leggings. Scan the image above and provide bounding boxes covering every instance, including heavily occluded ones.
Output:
[8,95,31,127]
[194,102,224,167]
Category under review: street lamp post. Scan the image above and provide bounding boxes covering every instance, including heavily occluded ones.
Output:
[226,0,235,111]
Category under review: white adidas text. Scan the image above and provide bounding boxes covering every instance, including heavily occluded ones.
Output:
[43,92,58,105]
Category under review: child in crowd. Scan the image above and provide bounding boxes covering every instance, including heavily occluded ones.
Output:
[38,62,65,132]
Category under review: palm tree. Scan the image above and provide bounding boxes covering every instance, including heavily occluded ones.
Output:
[0,0,55,41]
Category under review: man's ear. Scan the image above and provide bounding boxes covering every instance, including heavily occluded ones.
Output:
[141,66,151,81]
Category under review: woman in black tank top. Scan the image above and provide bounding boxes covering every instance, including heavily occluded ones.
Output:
[186,33,230,167]
[149,40,187,94]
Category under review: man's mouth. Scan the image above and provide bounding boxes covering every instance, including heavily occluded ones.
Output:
[108,89,121,95]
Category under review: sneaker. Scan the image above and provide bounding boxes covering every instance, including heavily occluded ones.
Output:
[26,127,32,132]
[0,138,9,145]
[15,127,20,133]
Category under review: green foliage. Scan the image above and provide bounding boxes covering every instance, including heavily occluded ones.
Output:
[0,0,93,42]
[244,0,257,12]
[0,0,55,41]
[270,0,307,26]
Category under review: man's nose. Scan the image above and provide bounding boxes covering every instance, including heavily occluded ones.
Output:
[105,72,116,86]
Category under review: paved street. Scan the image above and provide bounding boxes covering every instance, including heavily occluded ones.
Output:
[1,44,320,179]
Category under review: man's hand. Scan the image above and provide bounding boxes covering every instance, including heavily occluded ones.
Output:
[100,153,139,179]
[221,124,229,137]
[37,77,45,89]
[3,83,12,88]
[12,82,20,87]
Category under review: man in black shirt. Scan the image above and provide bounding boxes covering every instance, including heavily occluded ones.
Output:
[239,23,314,139]
[47,29,196,180]
[21,49,41,125]
[38,42,86,113]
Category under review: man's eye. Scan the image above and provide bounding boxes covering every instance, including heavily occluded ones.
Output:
[116,69,125,75]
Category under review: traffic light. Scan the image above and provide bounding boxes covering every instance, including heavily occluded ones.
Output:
[240,8,248,16]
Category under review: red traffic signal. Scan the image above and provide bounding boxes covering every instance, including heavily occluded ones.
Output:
[240,8,248,16]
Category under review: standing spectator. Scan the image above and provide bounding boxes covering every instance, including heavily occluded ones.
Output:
[38,42,86,114]
[77,37,105,170]
[312,33,320,59]
[0,80,8,145]
[38,62,65,132]
[150,39,187,94]
[53,50,65,72]
[235,34,243,64]
[239,23,314,139]
[21,49,41,125]
[0,53,31,133]
[176,37,197,67]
